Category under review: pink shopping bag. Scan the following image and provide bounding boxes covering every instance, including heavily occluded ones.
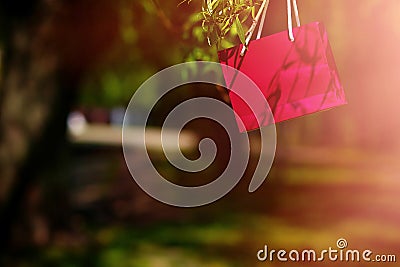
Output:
[218,21,347,132]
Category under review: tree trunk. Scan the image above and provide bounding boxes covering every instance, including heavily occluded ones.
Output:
[0,0,64,254]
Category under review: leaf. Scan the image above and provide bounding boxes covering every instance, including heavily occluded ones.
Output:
[211,0,221,11]
[208,0,220,12]
[235,15,246,45]
[221,17,232,32]
[183,0,258,47]
[177,0,191,7]
[240,7,251,22]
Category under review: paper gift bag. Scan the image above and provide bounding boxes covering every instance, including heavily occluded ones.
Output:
[218,21,347,132]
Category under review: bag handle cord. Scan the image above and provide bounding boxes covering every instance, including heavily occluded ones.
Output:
[241,0,301,56]
[287,0,301,41]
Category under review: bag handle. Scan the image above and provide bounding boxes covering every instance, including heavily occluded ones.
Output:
[240,0,301,56]
[256,0,269,40]
[241,0,270,56]
[287,0,301,41]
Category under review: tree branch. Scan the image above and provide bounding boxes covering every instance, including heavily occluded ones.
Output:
[150,0,178,34]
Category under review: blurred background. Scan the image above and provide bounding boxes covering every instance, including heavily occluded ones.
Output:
[1,0,400,266]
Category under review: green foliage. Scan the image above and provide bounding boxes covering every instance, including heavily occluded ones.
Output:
[78,0,190,108]
[78,0,248,108]
[181,0,260,48]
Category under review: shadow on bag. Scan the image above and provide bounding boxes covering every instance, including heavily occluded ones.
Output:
[218,2,346,132]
